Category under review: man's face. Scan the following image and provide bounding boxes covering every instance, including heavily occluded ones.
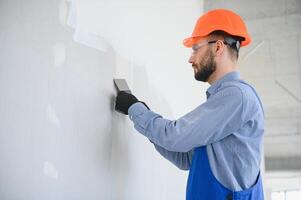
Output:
[189,41,217,82]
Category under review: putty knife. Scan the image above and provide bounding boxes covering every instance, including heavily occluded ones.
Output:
[113,79,132,114]
[113,79,131,93]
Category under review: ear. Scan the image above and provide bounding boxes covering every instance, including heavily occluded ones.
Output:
[214,40,225,57]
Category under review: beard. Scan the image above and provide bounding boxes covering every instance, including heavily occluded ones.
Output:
[194,50,216,82]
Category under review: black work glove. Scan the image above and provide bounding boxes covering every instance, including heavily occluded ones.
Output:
[115,91,139,115]
[115,91,150,115]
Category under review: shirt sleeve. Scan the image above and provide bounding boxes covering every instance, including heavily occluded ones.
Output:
[128,86,244,152]
[151,141,194,170]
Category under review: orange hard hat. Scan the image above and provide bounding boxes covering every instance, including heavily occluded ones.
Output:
[183,9,251,48]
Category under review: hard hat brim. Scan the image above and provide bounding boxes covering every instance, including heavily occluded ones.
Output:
[183,36,206,48]
[183,34,251,48]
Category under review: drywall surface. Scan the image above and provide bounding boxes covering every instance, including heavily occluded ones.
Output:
[0,0,205,199]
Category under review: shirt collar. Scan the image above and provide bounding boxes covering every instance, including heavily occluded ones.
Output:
[206,71,240,98]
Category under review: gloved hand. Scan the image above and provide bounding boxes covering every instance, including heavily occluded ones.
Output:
[115,91,139,115]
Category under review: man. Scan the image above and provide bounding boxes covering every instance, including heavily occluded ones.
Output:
[115,9,264,200]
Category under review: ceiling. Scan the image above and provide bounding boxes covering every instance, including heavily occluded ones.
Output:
[203,0,301,172]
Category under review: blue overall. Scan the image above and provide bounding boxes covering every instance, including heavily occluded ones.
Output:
[186,146,264,200]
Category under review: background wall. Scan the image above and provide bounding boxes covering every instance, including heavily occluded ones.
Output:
[0,0,204,199]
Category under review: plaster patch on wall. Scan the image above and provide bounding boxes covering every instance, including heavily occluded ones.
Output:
[43,161,59,180]
[73,28,108,52]
[66,0,77,28]
[53,43,66,68]
[46,104,61,128]
[59,0,68,26]
[65,0,202,67]
[66,0,108,52]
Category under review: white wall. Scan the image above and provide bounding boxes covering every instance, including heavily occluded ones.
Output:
[0,0,205,199]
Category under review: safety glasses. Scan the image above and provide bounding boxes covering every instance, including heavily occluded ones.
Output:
[191,40,219,54]
[191,38,240,55]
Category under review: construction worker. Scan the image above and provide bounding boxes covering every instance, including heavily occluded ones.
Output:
[115,9,264,200]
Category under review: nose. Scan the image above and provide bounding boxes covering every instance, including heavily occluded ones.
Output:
[188,54,195,64]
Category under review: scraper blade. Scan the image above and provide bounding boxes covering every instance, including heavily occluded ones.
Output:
[113,79,131,93]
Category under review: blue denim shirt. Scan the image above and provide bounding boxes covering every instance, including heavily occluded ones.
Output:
[128,71,264,191]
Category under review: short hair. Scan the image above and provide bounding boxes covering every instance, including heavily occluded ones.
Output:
[208,30,244,61]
